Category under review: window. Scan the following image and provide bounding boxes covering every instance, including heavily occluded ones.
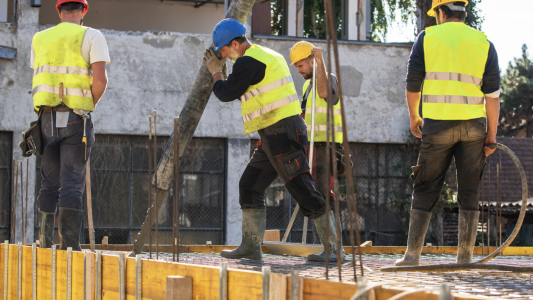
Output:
[0,132,12,242]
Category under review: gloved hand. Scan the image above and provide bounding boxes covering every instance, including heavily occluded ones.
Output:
[203,48,226,76]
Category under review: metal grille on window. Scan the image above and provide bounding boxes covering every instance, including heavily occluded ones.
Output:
[35,135,226,245]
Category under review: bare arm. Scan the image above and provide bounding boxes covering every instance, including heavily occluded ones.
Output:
[484,96,500,156]
[406,90,423,138]
[311,48,330,99]
[91,62,108,108]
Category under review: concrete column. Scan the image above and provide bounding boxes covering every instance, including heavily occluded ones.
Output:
[287,0,296,36]
[356,0,371,40]
[347,0,359,40]
[296,0,304,37]
[225,138,251,245]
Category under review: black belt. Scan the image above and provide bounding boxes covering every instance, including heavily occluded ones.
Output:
[41,105,73,113]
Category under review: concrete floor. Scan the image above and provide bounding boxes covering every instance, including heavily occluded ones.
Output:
[138,251,533,299]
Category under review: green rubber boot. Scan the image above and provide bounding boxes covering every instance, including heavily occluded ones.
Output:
[58,208,83,251]
[456,210,480,264]
[308,211,345,262]
[38,211,55,248]
[395,209,431,266]
[220,208,265,260]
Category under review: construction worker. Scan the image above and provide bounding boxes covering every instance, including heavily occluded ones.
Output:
[396,0,500,266]
[203,18,343,262]
[32,0,110,250]
[289,41,345,245]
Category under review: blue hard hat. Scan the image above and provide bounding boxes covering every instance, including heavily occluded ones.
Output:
[212,19,246,51]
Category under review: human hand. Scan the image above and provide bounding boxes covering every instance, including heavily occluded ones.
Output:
[203,48,226,75]
[484,135,497,156]
[311,47,323,62]
[410,115,423,139]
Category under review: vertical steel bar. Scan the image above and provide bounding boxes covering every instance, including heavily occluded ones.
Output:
[32,243,36,300]
[262,266,270,300]
[135,255,142,300]
[290,270,300,300]
[153,110,158,260]
[119,252,125,300]
[324,0,363,277]
[19,162,23,245]
[10,160,14,242]
[175,117,181,262]
[148,116,152,259]
[96,250,102,300]
[219,262,228,300]
[13,162,18,242]
[67,247,72,300]
[51,245,56,300]
[3,241,8,300]
[499,154,502,247]
[17,242,21,300]
[25,160,29,245]
[488,164,491,248]
[481,173,485,255]
[323,0,332,279]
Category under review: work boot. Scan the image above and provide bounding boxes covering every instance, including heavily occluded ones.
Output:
[395,209,431,266]
[38,211,55,248]
[58,208,83,251]
[456,210,480,264]
[220,208,265,260]
[308,211,346,262]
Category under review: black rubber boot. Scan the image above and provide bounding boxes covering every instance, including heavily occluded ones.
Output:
[39,211,55,248]
[220,208,265,260]
[456,210,480,264]
[58,208,83,251]
[395,209,431,266]
[308,211,345,262]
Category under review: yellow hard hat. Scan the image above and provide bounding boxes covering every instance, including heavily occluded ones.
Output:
[289,41,314,66]
[427,0,468,17]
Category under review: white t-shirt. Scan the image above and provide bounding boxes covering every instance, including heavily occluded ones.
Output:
[30,24,111,69]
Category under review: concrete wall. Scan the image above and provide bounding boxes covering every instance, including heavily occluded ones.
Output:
[0,0,411,245]
[39,0,225,34]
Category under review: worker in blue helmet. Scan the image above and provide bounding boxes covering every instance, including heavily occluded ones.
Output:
[203,18,343,263]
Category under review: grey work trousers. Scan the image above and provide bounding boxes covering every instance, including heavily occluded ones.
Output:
[411,121,486,212]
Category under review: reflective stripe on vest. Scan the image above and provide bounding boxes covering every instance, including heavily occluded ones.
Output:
[32,22,94,113]
[240,45,301,134]
[302,79,343,143]
[422,22,489,120]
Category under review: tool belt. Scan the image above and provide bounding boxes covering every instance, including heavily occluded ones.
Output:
[19,108,44,157]
[41,104,73,113]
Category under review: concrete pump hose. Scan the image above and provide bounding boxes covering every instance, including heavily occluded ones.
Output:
[381,143,529,273]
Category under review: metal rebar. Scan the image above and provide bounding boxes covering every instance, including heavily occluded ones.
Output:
[488,164,491,248]
[324,0,364,277]
[148,116,153,259]
[25,160,28,245]
[323,3,332,278]
[19,161,23,245]
[175,117,180,262]
[13,161,18,243]
[10,160,14,243]
[481,173,485,255]
[153,110,158,260]
[499,154,502,247]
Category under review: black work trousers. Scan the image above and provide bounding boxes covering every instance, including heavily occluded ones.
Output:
[411,121,486,212]
[239,115,326,219]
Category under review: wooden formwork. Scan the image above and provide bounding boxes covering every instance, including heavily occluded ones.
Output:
[1,243,516,300]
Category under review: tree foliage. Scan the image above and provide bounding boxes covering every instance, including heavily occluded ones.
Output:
[370,0,485,42]
[499,45,533,138]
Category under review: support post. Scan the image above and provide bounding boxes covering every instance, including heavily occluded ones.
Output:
[119,252,125,300]
[51,245,56,300]
[290,270,301,300]
[262,266,271,300]
[32,243,36,300]
[135,255,142,300]
[3,241,8,300]
[219,262,228,300]
[95,251,102,300]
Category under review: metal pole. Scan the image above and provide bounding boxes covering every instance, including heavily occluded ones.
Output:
[118,252,125,300]
[153,110,159,260]
[135,255,142,300]
[10,160,14,243]
[262,266,270,300]
[13,162,18,243]
[67,247,72,300]
[25,160,29,245]
[488,164,491,248]
[19,162,23,245]
[86,158,96,252]
[219,262,228,300]
[174,117,181,262]
[51,245,56,300]
[481,173,485,255]
[324,0,364,277]
[32,243,36,300]
[148,116,152,259]
[499,154,502,247]
[323,1,332,278]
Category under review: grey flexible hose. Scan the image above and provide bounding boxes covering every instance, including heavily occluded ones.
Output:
[381,143,529,273]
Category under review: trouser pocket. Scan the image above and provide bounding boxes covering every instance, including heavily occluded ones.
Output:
[282,150,310,180]
[411,164,425,186]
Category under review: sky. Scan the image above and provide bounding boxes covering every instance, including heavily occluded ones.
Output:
[385,0,533,74]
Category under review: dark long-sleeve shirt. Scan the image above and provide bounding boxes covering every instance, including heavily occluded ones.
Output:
[405,29,501,135]
[213,56,266,102]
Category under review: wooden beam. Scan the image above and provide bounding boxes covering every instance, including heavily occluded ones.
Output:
[166,276,192,300]
[264,230,280,242]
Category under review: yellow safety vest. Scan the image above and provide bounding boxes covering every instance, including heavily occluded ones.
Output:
[422,22,490,120]
[240,45,301,134]
[302,79,343,143]
[32,22,94,113]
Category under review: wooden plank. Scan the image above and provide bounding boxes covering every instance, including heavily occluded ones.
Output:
[21,246,32,300]
[502,247,533,256]
[56,249,68,300]
[166,276,192,300]
[0,243,3,297]
[374,285,488,300]
[72,251,85,299]
[86,252,96,300]
[80,245,189,253]
[7,245,17,299]
[102,254,120,300]
[125,256,135,300]
[36,248,52,300]
[268,273,286,300]
[263,230,280,242]
[302,278,357,300]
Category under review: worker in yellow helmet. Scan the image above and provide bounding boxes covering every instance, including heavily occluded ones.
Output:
[204,19,342,262]
[289,41,346,261]
[31,0,110,250]
[396,0,500,266]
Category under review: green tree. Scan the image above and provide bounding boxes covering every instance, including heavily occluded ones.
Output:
[302,0,342,39]
[370,0,485,42]
[499,45,533,138]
